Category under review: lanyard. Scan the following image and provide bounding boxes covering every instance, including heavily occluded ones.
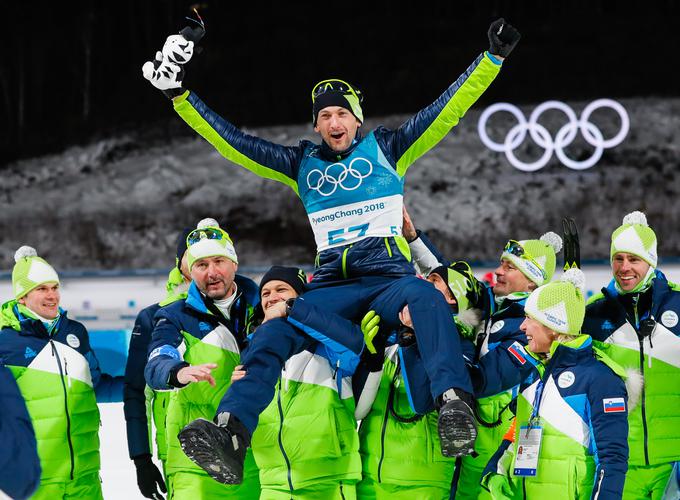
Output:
[529,363,555,427]
[529,378,545,427]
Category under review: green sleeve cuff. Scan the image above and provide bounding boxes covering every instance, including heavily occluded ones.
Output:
[172,89,191,106]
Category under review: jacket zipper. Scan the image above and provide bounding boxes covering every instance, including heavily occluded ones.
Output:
[637,334,650,465]
[376,381,391,482]
[593,468,605,499]
[633,301,651,466]
[276,378,294,493]
[51,340,76,479]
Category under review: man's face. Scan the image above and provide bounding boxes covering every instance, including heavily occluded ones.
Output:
[261,280,298,313]
[493,259,534,297]
[612,252,650,292]
[520,316,555,353]
[191,256,237,300]
[314,106,361,152]
[426,273,457,306]
[19,282,60,319]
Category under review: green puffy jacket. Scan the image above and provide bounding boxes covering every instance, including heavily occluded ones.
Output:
[251,349,361,492]
[358,345,455,490]
[0,301,100,485]
[585,275,680,466]
[164,323,244,475]
[485,336,629,499]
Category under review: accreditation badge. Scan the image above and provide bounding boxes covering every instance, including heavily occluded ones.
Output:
[513,424,543,477]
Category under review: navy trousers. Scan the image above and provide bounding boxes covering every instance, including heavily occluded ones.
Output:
[217,274,473,434]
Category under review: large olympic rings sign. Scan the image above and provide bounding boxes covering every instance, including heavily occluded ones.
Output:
[307,158,373,196]
[477,99,629,171]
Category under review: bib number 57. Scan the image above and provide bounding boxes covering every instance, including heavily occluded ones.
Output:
[328,223,369,245]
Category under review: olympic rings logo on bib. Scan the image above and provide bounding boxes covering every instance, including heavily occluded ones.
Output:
[307,158,373,197]
[477,99,629,172]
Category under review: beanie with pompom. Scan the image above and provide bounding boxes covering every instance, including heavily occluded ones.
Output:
[12,246,60,300]
[524,268,586,335]
[501,231,563,286]
[610,211,657,268]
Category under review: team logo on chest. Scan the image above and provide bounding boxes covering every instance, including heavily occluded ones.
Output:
[661,311,679,329]
[66,334,81,349]
[557,370,575,388]
[489,320,505,334]
[307,158,373,196]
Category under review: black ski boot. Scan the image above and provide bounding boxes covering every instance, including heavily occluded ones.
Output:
[178,413,250,484]
[437,388,477,457]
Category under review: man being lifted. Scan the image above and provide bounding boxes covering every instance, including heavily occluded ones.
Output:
[143,17,520,484]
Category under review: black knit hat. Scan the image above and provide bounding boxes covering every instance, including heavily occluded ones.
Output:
[430,265,450,289]
[311,79,364,126]
[259,266,307,296]
[175,227,194,271]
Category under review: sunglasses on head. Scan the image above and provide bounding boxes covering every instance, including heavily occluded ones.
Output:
[504,240,546,280]
[311,79,363,104]
[187,227,228,246]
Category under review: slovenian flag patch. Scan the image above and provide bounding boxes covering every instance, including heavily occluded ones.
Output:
[603,397,626,413]
[507,341,527,365]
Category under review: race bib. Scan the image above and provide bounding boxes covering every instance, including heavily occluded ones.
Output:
[308,194,403,250]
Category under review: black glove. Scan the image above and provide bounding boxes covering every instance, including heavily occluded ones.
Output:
[487,18,521,58]
[133,454,167,499]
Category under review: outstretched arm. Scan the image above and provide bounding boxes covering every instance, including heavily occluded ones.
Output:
[143,29,303,193]
[173,93,303,192]
[377,19,519,177]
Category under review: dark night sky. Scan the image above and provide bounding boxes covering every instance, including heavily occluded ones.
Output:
[1,0,678,165]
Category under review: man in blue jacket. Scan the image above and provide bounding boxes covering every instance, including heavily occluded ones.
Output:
[124,227,192,499]
[0,362,41,500]
[143,17,521,483]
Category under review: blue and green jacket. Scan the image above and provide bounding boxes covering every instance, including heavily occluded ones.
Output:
[173,53,501,281]
[483,336,629,500]
[0,363,41,499]
[0,301,116,484]
[584,270,680,467]
[144,276,258,391]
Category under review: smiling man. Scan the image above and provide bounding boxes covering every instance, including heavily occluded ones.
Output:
[0,246,113,499]
[584,211,680,500]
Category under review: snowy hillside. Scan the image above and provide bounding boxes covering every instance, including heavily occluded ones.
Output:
[2,97,679,271]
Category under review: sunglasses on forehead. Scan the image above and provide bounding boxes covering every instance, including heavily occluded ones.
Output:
[504,240,547,280]
[311,79,363,104]
[186,227,228,246]
[504,240,527,258]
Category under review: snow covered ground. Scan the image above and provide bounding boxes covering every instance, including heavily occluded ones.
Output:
[99,403,150,499]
